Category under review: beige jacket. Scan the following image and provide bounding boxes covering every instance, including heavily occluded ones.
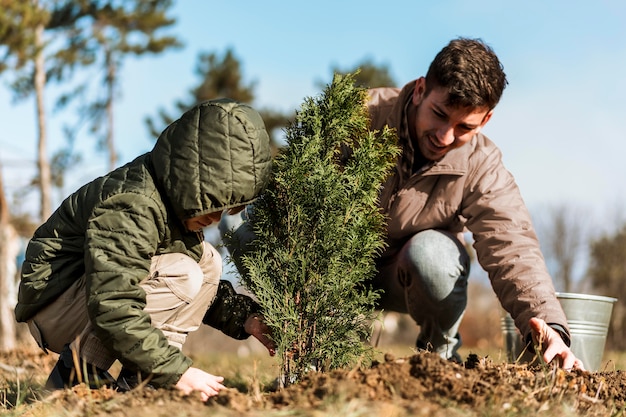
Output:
[368,80,568,341]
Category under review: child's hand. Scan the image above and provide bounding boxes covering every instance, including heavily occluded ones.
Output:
[244,313,276,356]
[175,367,225,401]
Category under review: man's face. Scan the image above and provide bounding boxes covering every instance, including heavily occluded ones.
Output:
[411,77,493,161]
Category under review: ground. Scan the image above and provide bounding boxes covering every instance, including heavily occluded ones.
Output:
[2,287,621,416]
[3,348,626,417]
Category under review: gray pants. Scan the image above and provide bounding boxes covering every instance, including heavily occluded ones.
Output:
[374,230,469,359]
[27,242,221,370]
[220,211,469,360]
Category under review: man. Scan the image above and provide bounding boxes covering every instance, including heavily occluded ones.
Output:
[222,38,583,370]
[366,37,582,369]
[15,99,276,401]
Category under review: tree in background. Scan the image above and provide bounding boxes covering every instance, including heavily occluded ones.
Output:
[229,73,400,384]
[0,0,94,350]
[0,1,98,222]
[0,1,181,221]
[64,0,181,171]
[321,57,397,89]
[145,48,255,135]
[533,203,590,293]
[0,0,56,222]
[0,165,19,351]
[145,47,290,154]
[147,52,398,157]
[587,223,626,350]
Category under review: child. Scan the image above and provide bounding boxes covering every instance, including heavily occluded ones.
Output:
[15,99,275,401]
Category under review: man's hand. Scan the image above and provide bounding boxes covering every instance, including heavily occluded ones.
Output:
[175,367,226,402]
[529,317,585,371]
[244,313,276,356]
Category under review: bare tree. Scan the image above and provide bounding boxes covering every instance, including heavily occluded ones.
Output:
[588,222,626,349]
[533,203,590,293]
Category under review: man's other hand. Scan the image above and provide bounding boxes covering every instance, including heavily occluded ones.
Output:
[529,317,585,371]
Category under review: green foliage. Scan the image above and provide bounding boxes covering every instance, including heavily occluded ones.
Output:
[238,72,400,383]
[0,0,101,97]
[319,58,397,90]
[191,48,256,104]
[0,1,47,73]
[69,0,182,169]
[0,0,182,217]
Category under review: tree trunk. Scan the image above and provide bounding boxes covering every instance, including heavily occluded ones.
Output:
[106,48,117,171]
[0,167,17,351]
[35,21,51,222]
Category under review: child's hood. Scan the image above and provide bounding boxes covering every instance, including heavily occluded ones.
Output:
[150,99,272,221]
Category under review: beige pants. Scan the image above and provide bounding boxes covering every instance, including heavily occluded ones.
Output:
[27,242,221,370]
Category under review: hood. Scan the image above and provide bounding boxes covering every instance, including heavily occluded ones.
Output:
[151,98,272,221]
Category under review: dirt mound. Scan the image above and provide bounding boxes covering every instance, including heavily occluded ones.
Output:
[4,349,626,416]
[212,352,626,415]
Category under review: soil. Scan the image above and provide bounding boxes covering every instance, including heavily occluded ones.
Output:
[3,349,626,416]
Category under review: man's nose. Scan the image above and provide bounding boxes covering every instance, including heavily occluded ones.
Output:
[436,125,455,146]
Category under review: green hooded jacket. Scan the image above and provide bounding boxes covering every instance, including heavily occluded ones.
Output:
[15,99,272,387]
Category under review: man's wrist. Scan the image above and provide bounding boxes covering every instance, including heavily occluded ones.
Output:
[547,323,571,346]
[524,323,571,347]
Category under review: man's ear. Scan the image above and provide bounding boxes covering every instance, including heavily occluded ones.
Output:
[412,77,427,106]
[479,110,494,129]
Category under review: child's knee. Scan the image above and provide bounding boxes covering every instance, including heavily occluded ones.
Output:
[199,242,222,285]
[148,254,204,302]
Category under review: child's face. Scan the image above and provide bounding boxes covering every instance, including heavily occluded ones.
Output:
[183,205,245,232]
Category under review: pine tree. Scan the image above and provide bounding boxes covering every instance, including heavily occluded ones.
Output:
[73,0,182,171]
[234,72,399,384]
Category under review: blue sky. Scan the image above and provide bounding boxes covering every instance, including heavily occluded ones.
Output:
[1,0,625,229]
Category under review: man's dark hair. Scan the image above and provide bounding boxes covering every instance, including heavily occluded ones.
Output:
[425,38,508,110]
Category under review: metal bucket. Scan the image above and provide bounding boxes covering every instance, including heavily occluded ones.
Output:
[501,292,617,371]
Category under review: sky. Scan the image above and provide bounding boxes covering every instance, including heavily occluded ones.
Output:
[1,0,626,231]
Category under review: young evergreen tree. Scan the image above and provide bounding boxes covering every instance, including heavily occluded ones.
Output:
[233,72,399,384]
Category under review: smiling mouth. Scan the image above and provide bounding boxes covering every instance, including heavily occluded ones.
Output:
[427,136,447,151]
